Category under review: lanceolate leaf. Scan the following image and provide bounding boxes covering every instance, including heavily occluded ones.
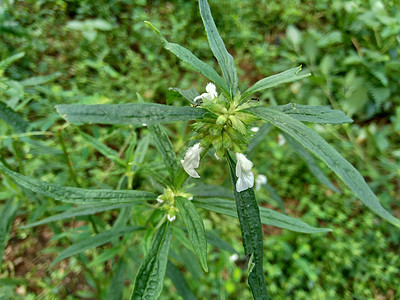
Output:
[20,72,61,86]
[0,163,157,204]
[107,258,126,300]
[199,0,238,97]
[283,132,340,193]
[193,197,331,234]
[271,103,353,124]
[0,198,19,268]
[240,67,311,101]
[22,203,134,228]
[148,125,178,179]
[169,87,200,104]
[0,101,30,132]
[175,196,208,272]
[79,130,127,167]
[131,222,172,300]
[246,106,400,227]
[56,103,207,125]
[166,261,196,300]
[145,22,229,96]
[246,123,273,158]
[51,226,143,267]
[227,154,268,299]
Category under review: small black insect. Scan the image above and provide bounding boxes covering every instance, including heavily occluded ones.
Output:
[193,99,203,107]
[251,97,260,101]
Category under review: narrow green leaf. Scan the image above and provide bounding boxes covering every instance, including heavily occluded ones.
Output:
[22,203,134,228]
[193,197,330,233]
[263,183,286,214]
[240,67,310,101]
[145,21,229,96]
[0,198,19,268]
[271,103,353,124]
[56,103,207,125]
[51,226,143,267]
[0,52,24,70]
[129,134,150,173]
[283,132,340,193]
[0,162,157,204]
[20,72,61,86]
[187,183,233,198]
[206,231,236,253]
[107,258,126,300]
[166,261,196,300]
[246,123,273,158]
[175,196,208,272]
[246,106,400,227]
[169,87,200,104]
[131,222,172,300]
[226,154,268,299]
[199,0,238,97]
[134,162,172,187]
[79,130,127,167]
[0,101,31,132]
[148,125,178,179]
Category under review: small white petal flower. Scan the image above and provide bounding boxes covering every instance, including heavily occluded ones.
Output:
[156,196,164,203]
[235,153,254,192]
[229,253,239,262]
[142,123,147,127]
[278,134,286,146]
[181,143,203,178]
[255,174,268,191]
[193,82,218,102]
[214,152,220,160]
[167,214,176,222]
[188,196,193,201]
[251,127,259,133]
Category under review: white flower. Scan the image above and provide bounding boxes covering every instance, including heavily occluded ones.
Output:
[251,127,259,133]
[156,196,164,203]
[255,174,268,191]
[229,253,239,262]
[181,143,203,178]
[278,134,286,146]
[235,153,254,192]
[214,152,220,160]
[188,196,193,201]
[194,82,218,102]
[142,123,147,127]
[167,214,176,222]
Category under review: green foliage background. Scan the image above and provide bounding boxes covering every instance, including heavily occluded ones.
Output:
[0,0,399,299]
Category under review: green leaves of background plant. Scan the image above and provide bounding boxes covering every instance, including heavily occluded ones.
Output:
[0,162,156,204]
[0,198,19,268]
[56,103,207,125]
[240,67,311,101]
[247,106,400,227]
[193,197,331,234]
[131,222,172,300]
[175,196,208,272]
[272,103,353,124]
[226,154,268,299]
[199,0,238,97]
[145,21,230,96]
[51,226,143,267]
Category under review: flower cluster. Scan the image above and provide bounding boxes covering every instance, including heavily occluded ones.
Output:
[180,83,260,192]
[156,188,193,222]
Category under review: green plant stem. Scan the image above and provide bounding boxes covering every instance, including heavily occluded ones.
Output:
[57,129,80,187]
[11,139,23,173]
[57,128,99,234]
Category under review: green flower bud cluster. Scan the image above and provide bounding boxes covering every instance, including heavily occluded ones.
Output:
[157,188,193,221]
[192,93,259,158]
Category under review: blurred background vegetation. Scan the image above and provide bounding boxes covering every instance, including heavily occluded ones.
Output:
[0,0,399,299]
